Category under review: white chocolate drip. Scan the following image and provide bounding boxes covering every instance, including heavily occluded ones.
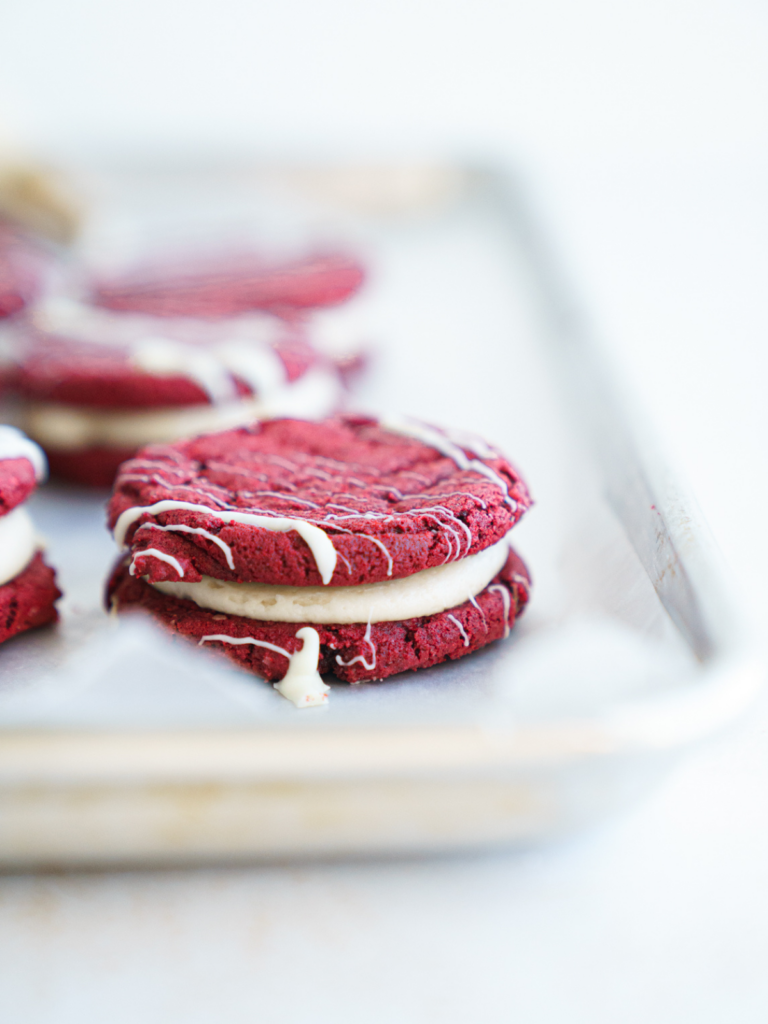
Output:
[132,334,291,407]
[130,337,237,404]
[446,614,470,647]
[199,626,329,708]
[137,522,235,570]
[114,499,337,584]
[0,426,47,481]
[129,548,185,578]
[274,627,329,707]
[382,416,517,508]
[32,299,295,408]
[215,339,287,396]
[133,332,329,411]
[336,620,377,671]
[488,583,511,638]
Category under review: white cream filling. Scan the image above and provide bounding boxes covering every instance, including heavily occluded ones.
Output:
[151,533,510,625]
[21,367,342,451]
[0,506,38,586]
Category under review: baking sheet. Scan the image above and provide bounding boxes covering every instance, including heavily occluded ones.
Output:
[0,162,759,863]
[0,165,696,728]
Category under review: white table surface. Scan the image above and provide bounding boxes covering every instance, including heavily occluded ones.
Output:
[0,156,767,1023]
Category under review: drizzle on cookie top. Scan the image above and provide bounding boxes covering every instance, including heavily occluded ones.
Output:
[108,416,532,588]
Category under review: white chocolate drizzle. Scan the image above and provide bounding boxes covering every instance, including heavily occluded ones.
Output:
[0,426,47,481]
[442,427,501,461]
[137,522,235,570]
[113,499,337,584]
[33,299,294,407]
[130,337,237,404]
[215,339,287,395]
[336,620,377,671]
[199,626,329,708]
[200,633,290,655]
[356,534,393,576]
[336,551,353,575]
[320,503,473,564]
[447,614,470,647]
[488,583,511,638]
[382,416,517,508]
[129,548,185,578]
[468,593,487,630]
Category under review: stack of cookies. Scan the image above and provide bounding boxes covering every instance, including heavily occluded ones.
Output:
[106,416,532,706]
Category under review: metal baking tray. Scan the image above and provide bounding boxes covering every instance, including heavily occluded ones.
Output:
[0,161,762,868]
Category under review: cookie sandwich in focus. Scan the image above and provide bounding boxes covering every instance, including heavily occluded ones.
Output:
[106,416,532,706]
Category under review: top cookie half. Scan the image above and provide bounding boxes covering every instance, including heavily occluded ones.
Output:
[108,416,532,587]
[0,425,47,515]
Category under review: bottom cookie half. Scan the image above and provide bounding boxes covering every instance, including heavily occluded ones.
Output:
[0,552,62,644]
[107,549,531,684]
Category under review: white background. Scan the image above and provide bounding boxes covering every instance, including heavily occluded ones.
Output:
[1,1,768,1020]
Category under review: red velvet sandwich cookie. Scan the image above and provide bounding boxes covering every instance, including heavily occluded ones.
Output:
[93,252,365,318]
[0,426,61,644]
[11,299,354,487]
[106,416,532,706]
